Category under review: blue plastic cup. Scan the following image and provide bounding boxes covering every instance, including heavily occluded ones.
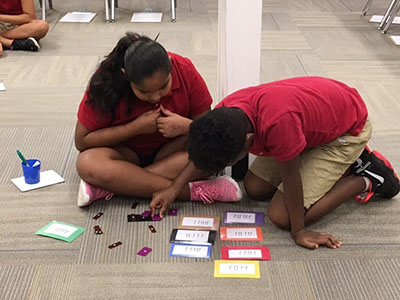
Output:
[22,159,41,184]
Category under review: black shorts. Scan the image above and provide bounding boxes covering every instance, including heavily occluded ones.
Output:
[138,148,160,168]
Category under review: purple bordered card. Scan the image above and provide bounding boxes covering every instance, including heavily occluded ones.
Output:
[224,211,265,225]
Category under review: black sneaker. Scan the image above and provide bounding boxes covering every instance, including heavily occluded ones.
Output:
[350,147,400,199]
[11,37,40,52]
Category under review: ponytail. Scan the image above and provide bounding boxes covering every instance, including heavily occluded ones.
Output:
[86,32,170,119]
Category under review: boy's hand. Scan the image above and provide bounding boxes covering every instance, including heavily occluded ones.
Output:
[150,186,179,218]
[293,228,342,250]
[157,105,191,138]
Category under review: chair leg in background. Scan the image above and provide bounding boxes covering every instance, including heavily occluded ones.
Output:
[382,0,400,33]
[41,0,46,20]
[378,0,399,30]
[171,0,176,22]
[362,0,375,15]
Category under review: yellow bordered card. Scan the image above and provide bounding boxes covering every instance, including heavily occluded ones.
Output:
[214,260,260,278]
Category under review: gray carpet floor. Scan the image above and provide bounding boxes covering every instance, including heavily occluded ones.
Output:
[1,0,400,299]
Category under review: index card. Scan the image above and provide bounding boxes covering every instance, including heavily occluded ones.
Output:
[179,215,220,231]
[221,246,271,260]
[169,243,211,258]
[170,229,217,245]
[220,227,263,241]
[36,221,85,242]
[11,170,65,192]
[214,260,260,278]
[60,12,97,23]
[131,12,163,22]
[390,36,400,46]
[224,211,265,225]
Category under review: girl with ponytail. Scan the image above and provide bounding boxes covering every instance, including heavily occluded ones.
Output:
[75,32,213,207]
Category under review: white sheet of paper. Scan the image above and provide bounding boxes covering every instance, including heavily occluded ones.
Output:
[219,263,256,275]
[0,83,6,91]
[172,244,209,258]
[390,36,400,45]
[228,249,262,259]
[175,230,210,242]
[370,15,400,24]
[226,228,258,239]
[60,12,97,23]
[43,222,78,238]
[226,212,256,223]
[131,12,163,22]
[182,217,214,227]
[11,170,65,192]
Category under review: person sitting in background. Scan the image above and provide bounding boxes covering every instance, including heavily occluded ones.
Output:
[0,0,49,56]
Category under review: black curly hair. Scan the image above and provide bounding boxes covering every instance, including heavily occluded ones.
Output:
[188,107,249,173]
[86,32,171,118]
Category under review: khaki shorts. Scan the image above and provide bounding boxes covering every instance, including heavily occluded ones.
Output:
[0,21,17,32]
[249,119,372,209]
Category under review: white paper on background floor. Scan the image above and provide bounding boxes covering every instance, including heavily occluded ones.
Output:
[11,170,65,192]
[0,83,5,91]
[60,12,97,23]
[390,36,400,45]
[369,15,400,24]
[131,12,163,22]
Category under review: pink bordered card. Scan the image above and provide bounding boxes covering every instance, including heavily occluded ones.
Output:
[221,246,270,260]
[220,227,263,241]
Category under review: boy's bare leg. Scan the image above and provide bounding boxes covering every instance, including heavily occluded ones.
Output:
[1,20,49,40]
[267,175,366,229]
[243,170,276,200]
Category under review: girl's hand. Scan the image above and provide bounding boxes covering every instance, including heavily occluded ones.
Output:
[150,186,179,218]
[133,109,161,135]
[157,105,191,138]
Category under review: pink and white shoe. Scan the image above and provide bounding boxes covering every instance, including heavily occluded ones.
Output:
[77,179,114,207]
[189,175,242,204]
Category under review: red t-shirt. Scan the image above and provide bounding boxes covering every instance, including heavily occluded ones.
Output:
[0,0,23,15]
[216,77,368,162]
[77,52,212,155]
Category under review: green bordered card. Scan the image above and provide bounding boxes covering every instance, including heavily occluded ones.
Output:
[36,220,86,242]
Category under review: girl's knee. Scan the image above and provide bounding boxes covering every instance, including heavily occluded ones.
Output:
[76,151,103,181]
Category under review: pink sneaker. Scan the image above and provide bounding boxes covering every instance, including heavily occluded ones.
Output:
[189,175,242,204]
[77,179,114,207]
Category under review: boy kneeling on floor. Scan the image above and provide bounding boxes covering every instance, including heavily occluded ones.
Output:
[150,76,400,250]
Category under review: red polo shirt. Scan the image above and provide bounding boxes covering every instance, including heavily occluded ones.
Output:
[77,52,212,155]
[216,77,368,161]
[0,0,23,15]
